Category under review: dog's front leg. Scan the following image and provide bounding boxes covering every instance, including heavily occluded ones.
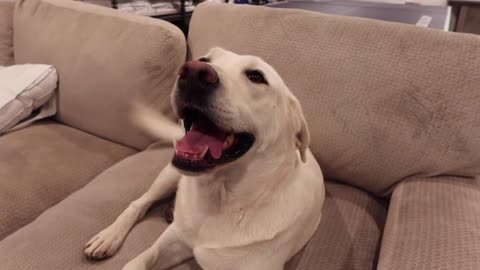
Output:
[123,225,192,270]
[84,163,180,260]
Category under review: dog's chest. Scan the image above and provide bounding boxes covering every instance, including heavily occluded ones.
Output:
[173,179,247,247]
[172,177,318,250]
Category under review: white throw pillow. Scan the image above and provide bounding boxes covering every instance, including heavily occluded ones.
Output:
[0,64,58,134]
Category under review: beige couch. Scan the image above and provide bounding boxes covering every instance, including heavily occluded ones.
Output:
[0,0,479,269]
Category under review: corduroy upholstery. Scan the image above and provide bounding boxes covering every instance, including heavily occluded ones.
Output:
[0,0,14,66]
[188,3,480,196]
[378,177,480,270]
[0,145,385,270]
[0,144,174,269]
[0,120,135,240]
[286,181,387,270]
[14,0,186,150]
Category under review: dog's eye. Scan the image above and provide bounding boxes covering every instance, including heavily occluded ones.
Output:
[198,57,210,62]
[246,70,268,85]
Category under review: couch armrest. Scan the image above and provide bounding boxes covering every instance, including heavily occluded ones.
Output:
[0,0,14,66]
[378,177,480,270]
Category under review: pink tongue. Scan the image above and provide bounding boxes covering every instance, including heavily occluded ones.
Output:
[176,125,226,159]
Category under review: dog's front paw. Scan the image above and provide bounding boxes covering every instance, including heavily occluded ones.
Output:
[84,226,125,260]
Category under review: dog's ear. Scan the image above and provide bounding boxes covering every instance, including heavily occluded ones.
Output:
[289,96,310,163]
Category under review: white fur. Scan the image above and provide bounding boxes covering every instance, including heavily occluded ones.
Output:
[84,48,325,270]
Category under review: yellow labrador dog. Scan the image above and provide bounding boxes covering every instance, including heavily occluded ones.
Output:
[84,48,325,270]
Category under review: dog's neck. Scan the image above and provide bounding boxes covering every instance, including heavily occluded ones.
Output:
[186,141,300,210]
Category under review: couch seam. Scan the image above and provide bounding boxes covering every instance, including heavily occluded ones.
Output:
[378,182,405,269]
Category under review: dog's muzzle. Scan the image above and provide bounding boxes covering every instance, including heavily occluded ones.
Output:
[171,61,255,174]
[177,60,219,105]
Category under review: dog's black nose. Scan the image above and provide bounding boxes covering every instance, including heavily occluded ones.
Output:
[178,60,219,90]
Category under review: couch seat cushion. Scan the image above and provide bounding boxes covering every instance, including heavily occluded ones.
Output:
[286,181,387,270]
[0,149,386,270]
[378,177,480,270]
[0,144,175,269]
[0,120,135,240]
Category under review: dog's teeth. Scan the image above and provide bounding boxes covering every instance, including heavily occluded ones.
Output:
[193,154,199,160]
[223,135,235,149]
[200,147,209,159]
[185,153,190,158]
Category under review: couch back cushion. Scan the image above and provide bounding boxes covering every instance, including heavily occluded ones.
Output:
[14,0,186,150]
[0,0,14,66]
[188,3,480,195]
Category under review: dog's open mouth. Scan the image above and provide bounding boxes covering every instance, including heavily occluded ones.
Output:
[172,108,255,173]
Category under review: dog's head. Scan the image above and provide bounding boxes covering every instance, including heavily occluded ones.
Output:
[171,47,309,174]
